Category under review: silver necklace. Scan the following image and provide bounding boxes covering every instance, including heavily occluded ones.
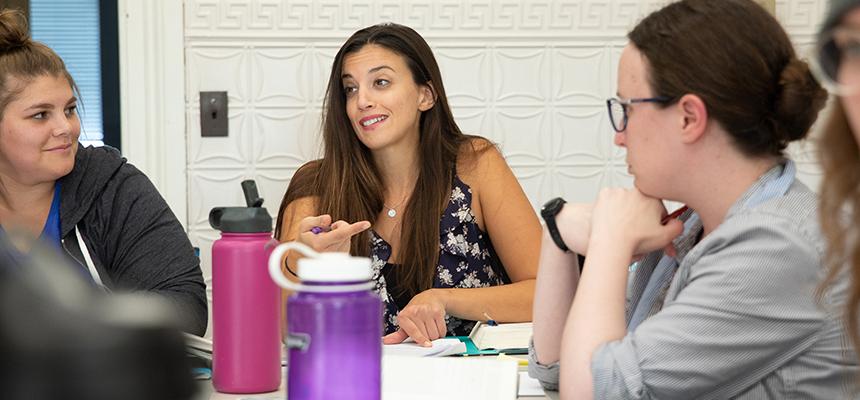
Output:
[383,195,409,218]
[384,177,417,218]
[382,197,406,218]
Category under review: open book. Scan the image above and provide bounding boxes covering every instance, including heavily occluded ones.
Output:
[463,321,533,355]
[383,322,534,357]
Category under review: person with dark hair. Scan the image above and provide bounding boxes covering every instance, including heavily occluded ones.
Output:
[814,0,860,371]
[530,0,856,398]
[0,10,207,335]
[275,23,541,346]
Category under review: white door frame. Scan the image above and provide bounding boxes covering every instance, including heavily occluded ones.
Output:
[117,0,188,227]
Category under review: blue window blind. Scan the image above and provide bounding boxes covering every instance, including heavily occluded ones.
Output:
[30,0,104,146]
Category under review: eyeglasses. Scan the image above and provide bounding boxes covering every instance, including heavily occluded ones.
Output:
[812,27,860,96]
[606,96,671,132]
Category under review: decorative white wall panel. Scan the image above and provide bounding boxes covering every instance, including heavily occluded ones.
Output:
[182,0,829,335]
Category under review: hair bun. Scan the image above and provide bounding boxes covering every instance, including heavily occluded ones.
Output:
[0,9,30,52]
[773,58,828,143]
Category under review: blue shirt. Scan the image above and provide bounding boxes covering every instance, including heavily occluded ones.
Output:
[40,182,62,245]
[0,183,62,269]
[0,182,61,246]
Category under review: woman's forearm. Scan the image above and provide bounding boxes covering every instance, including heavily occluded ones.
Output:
[560,234,631,399]
[533,228,580,365]
[557,202,593,255]
[435,279,536,323]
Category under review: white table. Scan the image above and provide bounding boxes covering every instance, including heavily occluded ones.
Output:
[199,360,559,400]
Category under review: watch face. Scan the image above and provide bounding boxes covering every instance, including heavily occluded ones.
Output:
[541,197,566,218]
[540,197,570,252]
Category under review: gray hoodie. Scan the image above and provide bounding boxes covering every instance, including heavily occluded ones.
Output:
[59,145,207,336]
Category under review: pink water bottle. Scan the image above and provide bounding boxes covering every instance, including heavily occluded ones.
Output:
[209,180,281,393]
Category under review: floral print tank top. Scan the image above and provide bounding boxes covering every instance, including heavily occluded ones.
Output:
[369,175,510,336]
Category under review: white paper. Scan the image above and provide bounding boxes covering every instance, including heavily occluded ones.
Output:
[517,371,546,397]
[183,332,212,353]
[383,338,466,357]
[382,355,518,400]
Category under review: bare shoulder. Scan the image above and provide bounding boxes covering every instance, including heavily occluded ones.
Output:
[279,195,318,241]
[284,196,318,216]
[279,159,322,220]
[456,136,509,187]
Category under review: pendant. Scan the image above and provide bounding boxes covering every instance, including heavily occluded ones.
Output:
[387,208,397,218]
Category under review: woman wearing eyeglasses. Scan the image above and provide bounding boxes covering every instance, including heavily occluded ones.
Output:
[529,0,856,399]
[814,0,860,369]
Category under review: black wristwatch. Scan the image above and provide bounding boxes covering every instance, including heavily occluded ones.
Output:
[540,197,570,252]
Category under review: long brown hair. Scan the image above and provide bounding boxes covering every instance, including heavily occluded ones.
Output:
[629,0,826,157]
[0,9,77,118]
[819,100,860,355]
[275,23,482,299]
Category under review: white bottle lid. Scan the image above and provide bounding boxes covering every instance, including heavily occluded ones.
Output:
[296,252,372,283]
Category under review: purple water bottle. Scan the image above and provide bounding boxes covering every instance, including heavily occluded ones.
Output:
[269,242,382,400]
[210,180,281,393]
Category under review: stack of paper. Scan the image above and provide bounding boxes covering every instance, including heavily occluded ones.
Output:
[184,332,287,366]
[183,332,213,361]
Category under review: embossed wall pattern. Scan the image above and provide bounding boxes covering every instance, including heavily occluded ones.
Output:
[184,0,828,335]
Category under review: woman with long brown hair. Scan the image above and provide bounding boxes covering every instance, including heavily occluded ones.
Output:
[814,0,860,365]
[275,23,540,346]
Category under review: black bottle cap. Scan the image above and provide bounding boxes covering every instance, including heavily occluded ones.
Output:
[208,180,273,233]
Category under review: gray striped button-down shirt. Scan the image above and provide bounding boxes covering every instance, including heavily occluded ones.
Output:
[530,163,859,399]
